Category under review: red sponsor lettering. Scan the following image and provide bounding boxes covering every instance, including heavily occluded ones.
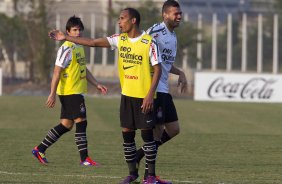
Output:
[125,75,138,80]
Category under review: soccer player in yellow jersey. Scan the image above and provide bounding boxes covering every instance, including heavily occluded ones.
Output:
[49,8,162,184]
[32,16,107,166]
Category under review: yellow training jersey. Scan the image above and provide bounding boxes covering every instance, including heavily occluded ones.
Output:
[56,41,87,95]
[118,33,153,98]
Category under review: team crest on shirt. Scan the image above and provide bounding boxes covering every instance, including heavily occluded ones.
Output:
[141,39,149,44]
[80,103,86,113]
[121,36,127,41]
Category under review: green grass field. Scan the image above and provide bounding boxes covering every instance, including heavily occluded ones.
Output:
[1,96,282,184]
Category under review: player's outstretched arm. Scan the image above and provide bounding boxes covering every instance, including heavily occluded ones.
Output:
[170,65,187,93]
[49,29,111,48]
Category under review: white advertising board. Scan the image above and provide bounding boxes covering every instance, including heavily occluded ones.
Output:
[194,72,282,103]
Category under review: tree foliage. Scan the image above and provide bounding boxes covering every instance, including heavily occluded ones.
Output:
[0,14,24,79]
[0,0,55,84]
[18,0,55,84]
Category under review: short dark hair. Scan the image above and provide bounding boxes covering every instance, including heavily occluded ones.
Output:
[123,7,141,27]
[65,15,84,31]
[162,0,180,14]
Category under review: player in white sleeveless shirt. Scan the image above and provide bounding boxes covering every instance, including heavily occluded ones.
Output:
[136,1,187,183]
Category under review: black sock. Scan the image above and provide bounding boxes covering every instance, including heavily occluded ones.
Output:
[136,147,145,164]
[141,129,157,178]
[122,131,138,176]
[157,130,171,146]
[139,130,172,178]
[75,120,88,162]
[37,123,70,153]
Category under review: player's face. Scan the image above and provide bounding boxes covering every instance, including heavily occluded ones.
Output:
[163,6,182,30]
[118,10,134,33]
[67,26,82,37]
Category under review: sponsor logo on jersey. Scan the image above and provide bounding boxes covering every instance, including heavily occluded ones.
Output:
[162,54,175,63]
[141,39,149,44]
[77,57,86,66]
[123,65,135,70]
[76,52,81,58]
[120,46,143,64]
[163,48,172,54]
[161,48,175,62]
[120,46,131,52]
[120,53,143,62]
[125,75,138,80]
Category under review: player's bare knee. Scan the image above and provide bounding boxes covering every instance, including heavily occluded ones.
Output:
[61,119,74,130]
[61,122,73,130]
[166,121,180,137]
[74,117,86,123]
[168,127,179,138]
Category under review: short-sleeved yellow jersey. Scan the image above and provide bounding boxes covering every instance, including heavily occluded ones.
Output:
[56,41,87,95]
[118,33,153,98]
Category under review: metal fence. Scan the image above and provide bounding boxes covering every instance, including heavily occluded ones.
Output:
[1,12,281,80]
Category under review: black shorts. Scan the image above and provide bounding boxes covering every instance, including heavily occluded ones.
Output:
[59,94,86,120]
[154,92,178,124]
[120,95,155,130]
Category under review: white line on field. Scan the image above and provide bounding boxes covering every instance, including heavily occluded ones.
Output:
[0,170,202,183]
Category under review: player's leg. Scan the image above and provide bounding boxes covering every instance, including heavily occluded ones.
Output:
[32,119,72,164]
[141,93,176,183]
[134,101,157,183]
[74,118,100,166]
[32,95,75,164]
[67,94,99,166]
[119,95,139,184]
[155,92,179,146]
[141,128,157,183]
[163,121,180,139]
[122,129,138,175]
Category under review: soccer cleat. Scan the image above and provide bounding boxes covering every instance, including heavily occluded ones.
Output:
[155,176,172,184]
[32,147,48,165]
[119,175,139,184]
[143,176,156,184]
[80,157,101,167]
